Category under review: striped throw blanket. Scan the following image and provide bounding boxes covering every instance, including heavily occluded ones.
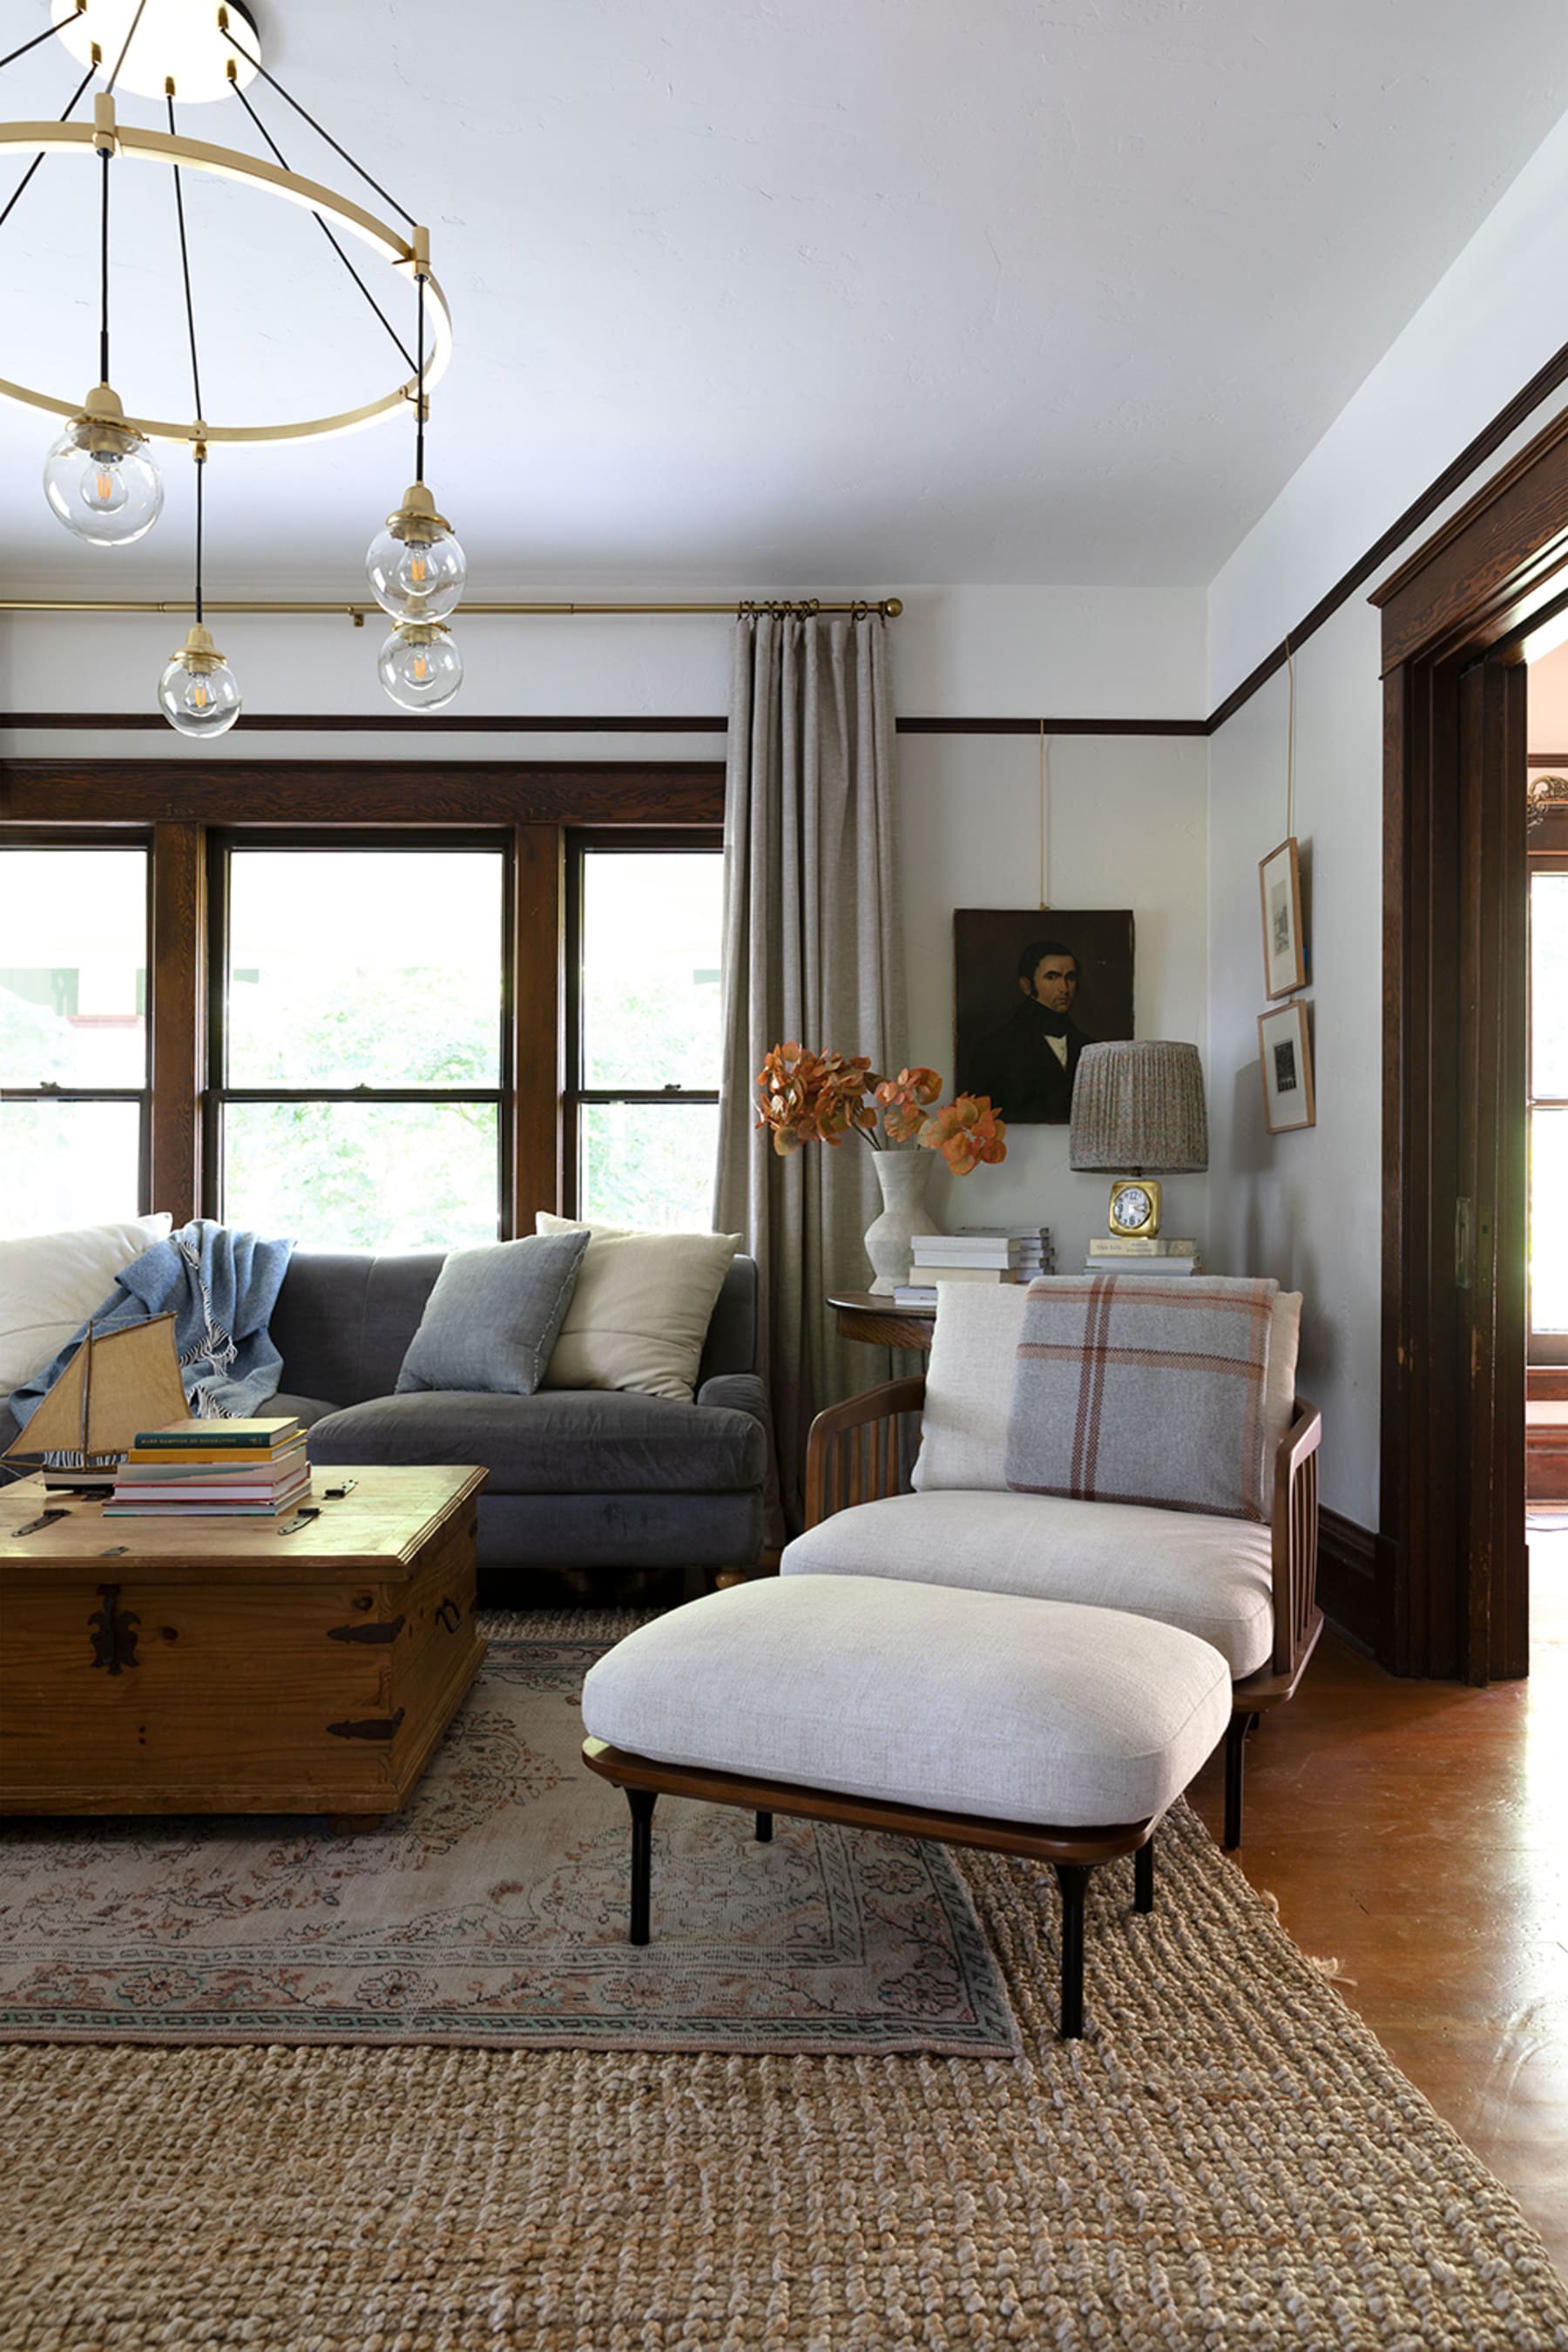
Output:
[1004,1274,1279,1523]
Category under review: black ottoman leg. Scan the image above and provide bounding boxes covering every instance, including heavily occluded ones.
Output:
[754,1810,774,1842]
[627,1787,657,1944]
[1134,1835,1154,1915]
[1055,1862,1091,2039]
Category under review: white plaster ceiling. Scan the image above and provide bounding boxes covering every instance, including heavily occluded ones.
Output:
[1,0,1566,598]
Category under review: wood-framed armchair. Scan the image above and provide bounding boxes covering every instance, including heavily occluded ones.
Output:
[799,1373,1323,1849]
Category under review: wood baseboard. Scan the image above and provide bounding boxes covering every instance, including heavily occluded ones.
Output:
[1318,1507,1385,1656]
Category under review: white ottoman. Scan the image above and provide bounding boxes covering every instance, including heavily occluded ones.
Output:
[581,1574,1231,2038]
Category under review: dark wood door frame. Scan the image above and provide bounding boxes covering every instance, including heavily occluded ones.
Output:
[1375,406,1568,1681]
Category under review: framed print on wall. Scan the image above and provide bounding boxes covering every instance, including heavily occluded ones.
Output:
[1257,999,1315,1134]
[953,909,1134,1125]
[1258,837,1306,997]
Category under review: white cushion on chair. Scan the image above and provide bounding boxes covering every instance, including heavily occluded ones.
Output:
[911,1281,1302,1497]
[781,1490,1274,1678]
[581,1575,1232,1829]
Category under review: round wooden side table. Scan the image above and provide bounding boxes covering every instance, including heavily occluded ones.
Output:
[828,1291,937,1352]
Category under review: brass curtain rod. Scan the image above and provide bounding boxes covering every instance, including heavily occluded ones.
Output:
[0,595,904,619]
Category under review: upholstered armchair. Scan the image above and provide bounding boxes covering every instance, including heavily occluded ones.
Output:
[785,1282,1322,1848]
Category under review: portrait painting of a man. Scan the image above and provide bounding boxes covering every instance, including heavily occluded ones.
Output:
[954,910,1135,1125]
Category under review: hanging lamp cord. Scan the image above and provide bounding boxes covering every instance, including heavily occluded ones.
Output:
[228,78,416,373]
[415,271,426,483]
[0,20,70,74]
[219,24,416,227]
[103,0,148,97]
[167,94,203,416]
[0,61,97,238]
[98,146,109,383]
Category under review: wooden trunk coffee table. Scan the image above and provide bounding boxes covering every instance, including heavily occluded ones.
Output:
[0,1464,486,1821]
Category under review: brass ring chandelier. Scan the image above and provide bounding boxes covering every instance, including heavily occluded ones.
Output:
[0,0,467,730]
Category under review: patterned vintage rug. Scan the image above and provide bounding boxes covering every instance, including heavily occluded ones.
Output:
[0,1627,1017,2057]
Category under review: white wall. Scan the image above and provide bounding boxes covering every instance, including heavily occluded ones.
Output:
[901,732,1210,1271]
[1206,109,1568,1528]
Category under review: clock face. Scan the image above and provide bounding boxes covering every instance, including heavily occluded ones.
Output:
[1112,1184,1154,1231]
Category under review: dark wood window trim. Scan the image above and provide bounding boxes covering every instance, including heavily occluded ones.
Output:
[560,827,724,1220]
[0,763,724,1239]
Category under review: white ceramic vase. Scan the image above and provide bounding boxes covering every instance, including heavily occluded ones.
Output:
[864,1151,940,1294]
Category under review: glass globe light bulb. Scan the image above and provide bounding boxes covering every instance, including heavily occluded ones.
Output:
[43,389,163,547]
[378,622,463,713]
[366,483,466,621]
[159,626,242,738]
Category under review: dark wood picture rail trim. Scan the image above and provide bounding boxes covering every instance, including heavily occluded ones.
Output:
[3,339,1565,760]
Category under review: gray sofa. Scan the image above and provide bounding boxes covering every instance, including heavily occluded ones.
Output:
[3,1248,769,1592]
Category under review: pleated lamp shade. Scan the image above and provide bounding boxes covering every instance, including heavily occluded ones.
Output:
[1069,1040,1209,1173]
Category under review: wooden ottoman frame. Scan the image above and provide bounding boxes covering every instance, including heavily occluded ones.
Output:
[583,1733,1157,2040]
[802,1375,1324,1849]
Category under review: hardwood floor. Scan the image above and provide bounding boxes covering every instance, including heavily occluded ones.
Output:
[1186,1512,1568,2281]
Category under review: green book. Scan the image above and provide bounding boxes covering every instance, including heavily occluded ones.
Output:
[131,1416,302,1450]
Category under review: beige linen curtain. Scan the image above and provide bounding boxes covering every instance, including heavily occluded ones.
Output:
[713,612,905,1532]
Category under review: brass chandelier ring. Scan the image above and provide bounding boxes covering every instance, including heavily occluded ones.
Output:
[0,117,452,444]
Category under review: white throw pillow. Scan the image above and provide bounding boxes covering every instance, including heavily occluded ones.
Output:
[0,1213,173,1396]
[911,1280,1302,1494]
[535,1214,741,1403]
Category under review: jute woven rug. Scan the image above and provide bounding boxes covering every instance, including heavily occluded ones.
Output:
[0,1630,1015,2057]
[3,1611,1566,2350]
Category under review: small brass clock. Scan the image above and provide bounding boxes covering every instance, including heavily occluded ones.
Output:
[1106,1178,1162,1239]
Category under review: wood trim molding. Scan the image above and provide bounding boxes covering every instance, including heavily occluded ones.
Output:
[894,714,1207,737]
[0,761,726,826]
[512,823,563,1232]
[1317,1508,1385,1658]
[1,712,731,734]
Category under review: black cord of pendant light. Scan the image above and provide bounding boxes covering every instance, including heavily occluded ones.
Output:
[0,60,95,240]
[228,78,416,374]
[98,146,109,384]
[219,24,416,227]
[193,452,206,627]
[166,96,203,417]
[415,270,426,484]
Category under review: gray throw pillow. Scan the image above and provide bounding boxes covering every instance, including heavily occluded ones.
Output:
[395,1229,591,1396]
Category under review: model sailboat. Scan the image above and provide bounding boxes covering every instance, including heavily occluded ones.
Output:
[3,1315,189,1491]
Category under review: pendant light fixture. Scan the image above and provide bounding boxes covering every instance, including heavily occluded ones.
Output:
[0,1,459,734]
[367,233,467,711]
[41,93,163,544]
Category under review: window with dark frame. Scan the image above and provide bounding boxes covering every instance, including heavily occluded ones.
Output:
[205,835,512,1251]
[0,841,152,1237]
[564,829,725,1228]
[1529,850,1568,1365]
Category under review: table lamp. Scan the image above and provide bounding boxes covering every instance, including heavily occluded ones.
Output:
[1069,1039,1208,1240]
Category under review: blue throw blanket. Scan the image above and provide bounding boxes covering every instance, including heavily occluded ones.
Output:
[10,1219,296,1433]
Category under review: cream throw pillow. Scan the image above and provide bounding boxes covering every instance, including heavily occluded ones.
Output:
[0,1213,173,1396]
[535,1215,742,1403]
[911,1280,1302,1493]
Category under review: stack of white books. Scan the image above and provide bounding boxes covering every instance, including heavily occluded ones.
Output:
[1083,1236,1203,1276]
[894,1227,1056,1307]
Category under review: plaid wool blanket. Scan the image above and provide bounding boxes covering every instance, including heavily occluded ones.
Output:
[1004,1274,1279,1522]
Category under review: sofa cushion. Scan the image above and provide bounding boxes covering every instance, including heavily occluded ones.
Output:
[913,1281,1302,1495]
[535,1216,741,1403]
[582,1576,1233,1830]
[271,1391,341,1432]
[781,1490,1274,1678]
[306,1387,767,1494]
[0,1213,172,1395]
[395,1229,589,1396]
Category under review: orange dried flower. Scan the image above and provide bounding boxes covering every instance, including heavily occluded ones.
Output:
[918,1093,1008,1175]
[874,1066,943,1142]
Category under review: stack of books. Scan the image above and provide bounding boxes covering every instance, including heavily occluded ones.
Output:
[1084,1237,1204,1277]
[104,1416,311,1517]
[895,1227,1056,1307]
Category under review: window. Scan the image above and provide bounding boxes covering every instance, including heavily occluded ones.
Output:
[209,841,508,1250]
[0,846,149,1235]
[566,835,724,1227]
[1530,862,1568,1363]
